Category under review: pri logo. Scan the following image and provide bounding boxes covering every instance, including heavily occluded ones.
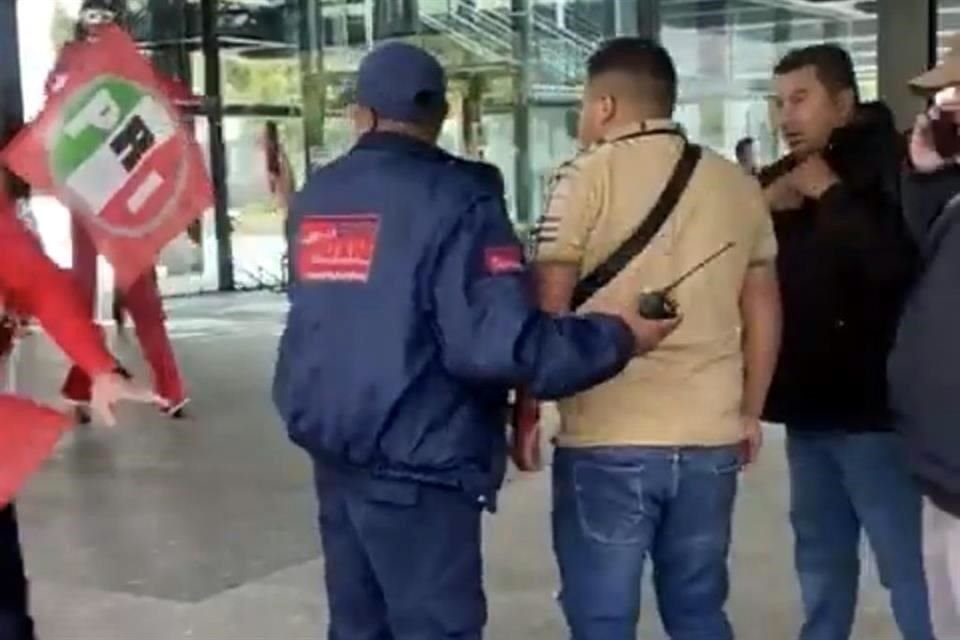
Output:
[48,75,186,238]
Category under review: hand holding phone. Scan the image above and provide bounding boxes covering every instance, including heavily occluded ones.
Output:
[911,88,960,173]
[264,121,281,178]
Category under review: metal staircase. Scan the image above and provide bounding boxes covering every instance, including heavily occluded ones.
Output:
[418,1,603,97]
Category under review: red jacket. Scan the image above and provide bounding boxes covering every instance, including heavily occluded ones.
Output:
[0,195,115,375]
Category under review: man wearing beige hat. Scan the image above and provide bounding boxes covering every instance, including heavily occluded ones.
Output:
[889,33,960,638]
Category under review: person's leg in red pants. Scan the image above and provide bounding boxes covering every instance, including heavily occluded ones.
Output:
[62,222,187,415]
[120,268,187,413]
[60,219,98,407]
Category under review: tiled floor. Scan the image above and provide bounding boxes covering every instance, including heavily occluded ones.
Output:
[12,293,899,639]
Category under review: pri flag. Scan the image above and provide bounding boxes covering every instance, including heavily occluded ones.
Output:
[2,25,212,289]
[0,395,72,508]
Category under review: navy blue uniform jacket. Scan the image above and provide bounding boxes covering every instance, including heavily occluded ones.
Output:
[273,132,634,504]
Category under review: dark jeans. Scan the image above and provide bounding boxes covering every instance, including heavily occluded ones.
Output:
[552,445,743,640]
[0,505,34,640]
[786,430,934,640]
[315,466,486,640]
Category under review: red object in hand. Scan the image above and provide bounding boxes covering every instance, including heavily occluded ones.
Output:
[0,395,72,508]
[510,394,542,472]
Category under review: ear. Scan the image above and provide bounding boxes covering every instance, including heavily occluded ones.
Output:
[350,105,374,133]
[599,95,617,125]
[836,88,857,121]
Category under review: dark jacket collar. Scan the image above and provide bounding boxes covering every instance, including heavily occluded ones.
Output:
[353,131,451,162]
[823,101,904,198]
[828,102,898,155]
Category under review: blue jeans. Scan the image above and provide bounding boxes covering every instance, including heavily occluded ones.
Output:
[786,430,934,640]
[552,445,743,640]
[315,466,486,640]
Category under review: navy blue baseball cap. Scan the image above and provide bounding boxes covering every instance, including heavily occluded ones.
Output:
[355,42,448,123]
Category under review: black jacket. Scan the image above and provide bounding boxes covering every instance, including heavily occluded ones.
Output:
[889,167,960,517]
[762,103,917,430]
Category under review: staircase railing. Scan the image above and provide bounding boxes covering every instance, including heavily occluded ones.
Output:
[418,1,602,88]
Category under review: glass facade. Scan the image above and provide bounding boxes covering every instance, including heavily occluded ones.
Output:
[941,0,960,49]
[2,0,913,296]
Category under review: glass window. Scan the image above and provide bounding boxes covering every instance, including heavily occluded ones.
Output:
[939,0,960,50]
[11,0,884,294]
[16,0,92,272]
[661,1,878,165]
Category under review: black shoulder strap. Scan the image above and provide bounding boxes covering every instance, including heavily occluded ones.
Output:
[571,144,702,309]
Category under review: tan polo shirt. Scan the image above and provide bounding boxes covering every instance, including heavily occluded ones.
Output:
[533,121,776,448]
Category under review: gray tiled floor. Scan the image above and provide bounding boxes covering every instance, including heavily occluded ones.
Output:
[12,293,899,639]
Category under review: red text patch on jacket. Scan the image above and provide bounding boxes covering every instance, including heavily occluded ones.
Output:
[484,246,524,275]
[297,214,380,283]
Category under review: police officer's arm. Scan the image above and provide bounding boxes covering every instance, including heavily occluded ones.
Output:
[430,195,635,400]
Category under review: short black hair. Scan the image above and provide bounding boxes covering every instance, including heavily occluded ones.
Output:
[774,44,859,101]
[735,137,755,159]
[587,37,678,113]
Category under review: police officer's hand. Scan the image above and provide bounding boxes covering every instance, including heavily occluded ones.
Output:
[616,312,681,356]
[90,372,163,427]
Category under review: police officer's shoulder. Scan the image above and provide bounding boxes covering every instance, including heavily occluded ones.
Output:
[428,157,514,237]
[286,155,345,216]
[444,156,505,197]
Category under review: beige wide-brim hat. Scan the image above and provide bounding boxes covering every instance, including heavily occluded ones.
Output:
[912,34,960,93]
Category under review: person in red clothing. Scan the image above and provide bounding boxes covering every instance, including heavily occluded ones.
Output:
[60,227,188,420]
[53,2,189,420]
[0,181,158,640]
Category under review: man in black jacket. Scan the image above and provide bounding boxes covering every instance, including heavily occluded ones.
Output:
[762,45,932,640]
[888,42,960,637]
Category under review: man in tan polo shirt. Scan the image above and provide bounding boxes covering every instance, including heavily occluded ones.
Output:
[529,38,781,639]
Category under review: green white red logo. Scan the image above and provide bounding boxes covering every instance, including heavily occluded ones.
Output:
[2,25,212,288]
[50,75,186,238]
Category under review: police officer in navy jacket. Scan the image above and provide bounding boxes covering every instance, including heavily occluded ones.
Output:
[272,42,678,639]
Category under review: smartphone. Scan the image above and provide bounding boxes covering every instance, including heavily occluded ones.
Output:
[932,88,960,158]
[264,121,281,178]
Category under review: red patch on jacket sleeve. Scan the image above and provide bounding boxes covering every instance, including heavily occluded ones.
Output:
[297,214,379,282]
[484,246,524,275]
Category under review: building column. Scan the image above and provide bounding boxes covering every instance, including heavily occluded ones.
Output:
[878,0,935,131]
[299,0,325,170]
[614,0,638,36]
[635,0,660,40]
[609,1,659,39]
[511,0,532,226]
[201,0,235,291]
[0,0,23,145]
[695,0,730,145]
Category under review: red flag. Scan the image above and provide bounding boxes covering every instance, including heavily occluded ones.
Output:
[0,396,72,508]
[2,25,213,289]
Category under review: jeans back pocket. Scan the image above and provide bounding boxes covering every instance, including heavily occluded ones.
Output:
[573,461,650,545]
